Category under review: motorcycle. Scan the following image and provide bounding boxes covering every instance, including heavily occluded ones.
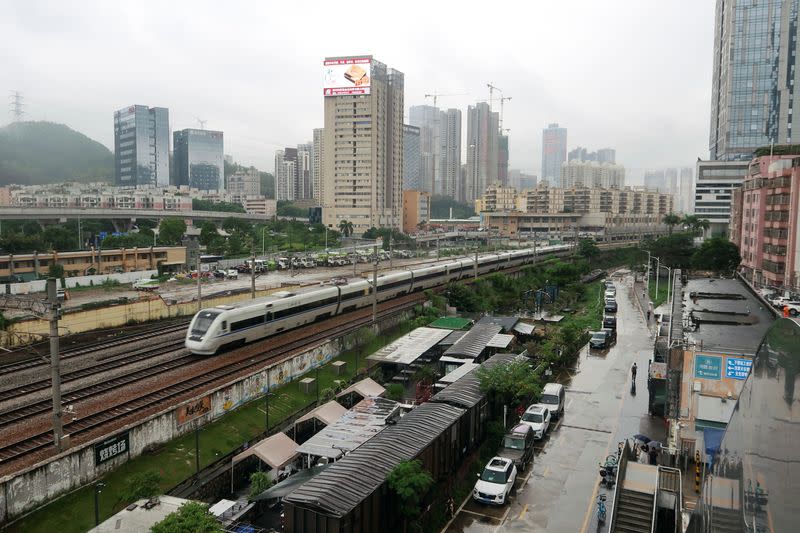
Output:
[598,454,618,487]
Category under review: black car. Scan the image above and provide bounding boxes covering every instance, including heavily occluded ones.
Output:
[589,330,611,349]
[604,299,618,313]
[603,315,617,330]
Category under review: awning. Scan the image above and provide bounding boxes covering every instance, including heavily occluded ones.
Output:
[366,327,450,365]
[437,363,479,385]
[439,355,475,365]
[295,400,348,427]
[336,377,385,399]
[208,499,236,517]
[513,322,535,335]
[487,333,514,348]
[232,432,299,470]
[703,428,726,466]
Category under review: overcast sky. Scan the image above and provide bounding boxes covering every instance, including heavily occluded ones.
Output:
[1,0,714,184]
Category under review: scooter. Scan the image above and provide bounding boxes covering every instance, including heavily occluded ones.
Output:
[598,455,618,487]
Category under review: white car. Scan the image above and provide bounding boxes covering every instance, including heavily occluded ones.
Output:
[520,405,551,440]
[604,288,616,299]
[473,457,517,505]
[782,301,800,316]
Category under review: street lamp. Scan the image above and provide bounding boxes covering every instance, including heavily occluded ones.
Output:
[94,482,106,526]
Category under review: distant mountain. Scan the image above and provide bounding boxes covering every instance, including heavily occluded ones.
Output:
[0,121,113,185]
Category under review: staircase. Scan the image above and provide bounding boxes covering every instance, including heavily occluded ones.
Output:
[611,489,654,533]
[707,507,740,533]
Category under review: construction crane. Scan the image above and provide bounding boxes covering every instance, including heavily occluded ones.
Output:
[498,96,512,131]
[487,83,501,111]
[423,91,467,109]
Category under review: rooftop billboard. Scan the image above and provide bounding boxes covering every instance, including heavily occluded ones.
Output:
[323,57,371,96]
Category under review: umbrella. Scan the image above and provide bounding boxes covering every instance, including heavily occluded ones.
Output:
[648,441,663,451]
[633,434,651,443]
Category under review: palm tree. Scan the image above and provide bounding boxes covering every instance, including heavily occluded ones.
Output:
[681,214,699,233]
[696,218,711,239]
[338,219,354,238]
[662,213,681,235]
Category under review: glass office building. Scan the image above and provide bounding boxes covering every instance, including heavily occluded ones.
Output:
[709,0,798,161]
[687,318,800,532]
[173,129,224,192]
[113,105,170,187]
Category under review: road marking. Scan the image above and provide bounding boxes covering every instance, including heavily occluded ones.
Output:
[559,424,612,434]
[542,466,550,478]
[518,504,528,520]
[566,398,574,410]
[461,508,497,519]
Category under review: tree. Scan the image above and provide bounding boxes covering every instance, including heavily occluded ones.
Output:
[646,233,694,269]
[385,383,405,401]
[276,201,307,218]
[47,263,64,279]
[430,195,476,219]
[696,218,711,238]
[191,198,245,213]
[150,501,222,533]
[577,238,599,259]
[42,225,76,251]
[691,236,741,273]
[681,214,699,233]
[158,218,187,246]
[221,217,252,236]
[120,471,162,503]
[338,219,354,237]
[475,360,542,407]
[386,460,433,533]
[198,221,218,246]
[662,213,681,235]
[249,471,272,500]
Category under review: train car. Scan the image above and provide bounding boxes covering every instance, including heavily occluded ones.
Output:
[186,246,567,355]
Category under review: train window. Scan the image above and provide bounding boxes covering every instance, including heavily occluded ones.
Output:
[221,321,227,331]
[230,315,265,331]
[266,312,273,321]
[191,310,221,335]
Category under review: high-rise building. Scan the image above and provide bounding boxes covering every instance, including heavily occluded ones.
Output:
[465,102,499,202]
[679,167,694,214]
[498,135,509,187]
[403,124,421,191]
[275,148,297,201]
[597,148,616,164]
[560,161,625,189]
[568,146,616,164]
[226,168,261,196]
[172,129,224,192]
[665,168,678,196]
[409,105,446,195]
[312,128,324,205]
[709,0,799,161]
[297,142,313,200]
[644,170,666,192]
[695,160,748,236]
[541,123,567,186]
[114,105,170,187]
[322,56,404,233]
[402,190,430,233]
[442,108,462,199]
[519,172,538,190]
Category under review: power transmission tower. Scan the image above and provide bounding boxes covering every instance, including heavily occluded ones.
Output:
[195,117,207,130]
[9,91,24,122]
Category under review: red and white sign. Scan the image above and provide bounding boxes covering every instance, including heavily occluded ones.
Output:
[323,57,371,96]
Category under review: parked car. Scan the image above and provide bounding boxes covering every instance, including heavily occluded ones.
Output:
[520,405,551,440]
[539,382,566,419]
[225,269,239,279]
[497,424,536,471]
[604,299,618,313]
[782,301,800,316]
[473,457,517,505]
[604,288,616,299]
[604,280,615,289]
[603,315,617,330]
[602,327,617,345]
[133,278,159,291]
[589,330,611,350]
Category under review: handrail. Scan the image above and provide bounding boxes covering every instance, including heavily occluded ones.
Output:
[650,465,660,533]
[608,439,631,530]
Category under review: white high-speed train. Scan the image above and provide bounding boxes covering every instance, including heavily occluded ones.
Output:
[185,246,570,355]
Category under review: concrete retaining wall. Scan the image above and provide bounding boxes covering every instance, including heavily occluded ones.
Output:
[6,271,158,295]
[0,310,410,526]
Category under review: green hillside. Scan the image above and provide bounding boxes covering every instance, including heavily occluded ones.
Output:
[0,121,113,185]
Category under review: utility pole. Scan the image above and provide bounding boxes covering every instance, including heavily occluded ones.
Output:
[655,257,661,300]
[389,237,393,270]
[94,482,105,526]
[353,242,357,277]
[646,251,651,299]
[474,242,479,280]
[77,218,82,250]
[372,243,378,324]
[250,253,256,299]
[47,278,63,452]
[196,255,202,311]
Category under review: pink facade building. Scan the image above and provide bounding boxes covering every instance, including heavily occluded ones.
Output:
[732,155,800,291]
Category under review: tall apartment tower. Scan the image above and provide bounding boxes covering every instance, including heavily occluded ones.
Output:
[173,129,224,192]
[113,105,170,187]
[465,102,499,202]
[498,135,509,187]
[409,105,443,195]
[322,56,404,233]
[275,148,297,201]
[541,123,567,186]
[403,124,422,190]
[297,142,313,200]
[665,168,678,196]
[679,167,694,214]
[709,0,799,160]
[312,128,324,205]
[443,109,462,199]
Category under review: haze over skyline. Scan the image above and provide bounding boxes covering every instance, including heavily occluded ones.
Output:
[1,0,714,185]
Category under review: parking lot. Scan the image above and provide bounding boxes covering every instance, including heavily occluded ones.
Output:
[444,274,665,533]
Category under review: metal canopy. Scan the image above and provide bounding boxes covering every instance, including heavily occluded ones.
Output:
[443,323,503,359]
[365,327,450,365]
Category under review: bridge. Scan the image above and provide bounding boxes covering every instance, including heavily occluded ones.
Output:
[0,207,307,229]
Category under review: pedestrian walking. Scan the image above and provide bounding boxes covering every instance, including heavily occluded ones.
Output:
[631,362,637,381]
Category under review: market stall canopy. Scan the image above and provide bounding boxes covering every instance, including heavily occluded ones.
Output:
[232,432,299,470]
[336,377,385,399]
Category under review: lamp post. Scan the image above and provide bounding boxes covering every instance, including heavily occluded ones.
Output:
[94,482,106,526]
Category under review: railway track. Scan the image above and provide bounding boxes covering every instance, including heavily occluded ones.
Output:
[0,320,190,376]
[0,295,422,467]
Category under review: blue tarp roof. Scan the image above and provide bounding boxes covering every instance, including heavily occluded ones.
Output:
[704,427,725,465]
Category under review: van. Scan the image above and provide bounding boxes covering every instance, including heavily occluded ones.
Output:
[539,383,565,420]
[497,424,535,471]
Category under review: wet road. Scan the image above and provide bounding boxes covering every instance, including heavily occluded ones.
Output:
[444,274,666,533]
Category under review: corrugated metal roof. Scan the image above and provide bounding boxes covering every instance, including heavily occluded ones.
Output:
[428,317,474,330]
[439,330,467,346]
[443,323,503,359]
[487,333,514,348]
[365,327,450,365]
[432,353,518,409]
[284,402,465,517]
[475,315,519,332]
